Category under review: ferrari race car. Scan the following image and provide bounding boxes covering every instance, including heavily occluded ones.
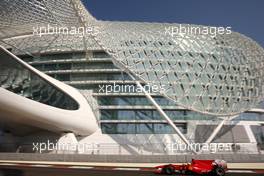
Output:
[154,159,227,175]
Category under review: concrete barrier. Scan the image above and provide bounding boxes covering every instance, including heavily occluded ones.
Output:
[0,153,263,163]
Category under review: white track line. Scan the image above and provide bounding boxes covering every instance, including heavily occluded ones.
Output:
[30,164,51,168]
[0,163,17,166]
[68,166,94,169]
[228,170,254,173]
[114,168,141,171]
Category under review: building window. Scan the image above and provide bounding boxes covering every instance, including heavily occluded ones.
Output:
[101,123,187,134]
[93,51,110,58]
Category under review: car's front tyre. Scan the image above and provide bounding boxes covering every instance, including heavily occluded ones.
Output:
[162,165,174,175]
[214,167,225,176]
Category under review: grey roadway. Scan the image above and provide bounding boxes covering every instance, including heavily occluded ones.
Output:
[0,167,263,176]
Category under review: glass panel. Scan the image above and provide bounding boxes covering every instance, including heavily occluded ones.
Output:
[0,47,78,110]
[101,123,187,134]
[93,51,110,58]
[100,109,216,121]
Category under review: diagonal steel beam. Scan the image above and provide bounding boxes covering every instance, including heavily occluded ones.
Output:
[205,115,238,145]
[204,119,227,145]
[128,74,197,154]
[197,115,238,154]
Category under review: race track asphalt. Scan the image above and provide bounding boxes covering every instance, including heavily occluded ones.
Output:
[0,167,263,176]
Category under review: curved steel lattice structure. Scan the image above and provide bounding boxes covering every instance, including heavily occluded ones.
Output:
[0,0,263,118]
[90,21,264,115]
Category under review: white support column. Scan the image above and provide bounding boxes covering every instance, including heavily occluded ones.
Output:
[131,78,197,154]
[197,115,244,154]
[204,115,237,145]
[196,118,227,154]
[204,119,227,144]
[244,125,257,143]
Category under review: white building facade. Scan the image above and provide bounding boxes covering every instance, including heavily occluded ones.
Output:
[0,0,264,155]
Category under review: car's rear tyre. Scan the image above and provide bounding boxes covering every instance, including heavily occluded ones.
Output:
[215,167,225,176]
[0,169,24,176]
[180,170,186,175]
[163,165,174,175]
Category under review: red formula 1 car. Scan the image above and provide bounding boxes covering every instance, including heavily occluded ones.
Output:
[154,159,227,176]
